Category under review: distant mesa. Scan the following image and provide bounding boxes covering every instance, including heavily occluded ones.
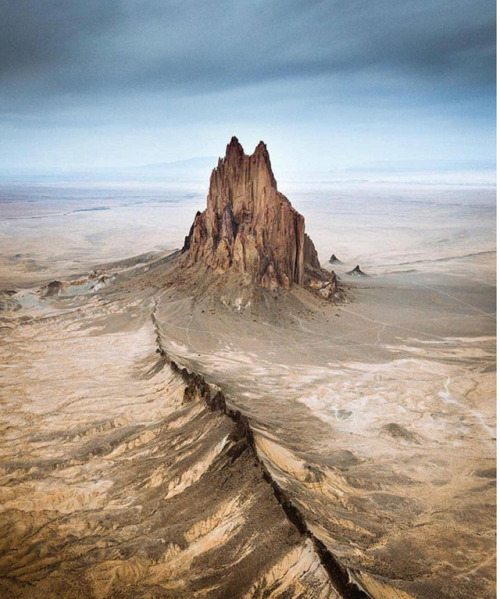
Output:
[182,137,338,299]
[346,265,368,277]
[329,254,342,264]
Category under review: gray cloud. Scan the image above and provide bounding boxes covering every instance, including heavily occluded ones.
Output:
[0,1,120,74]
[0,0,494,170]
[0,0,495,109]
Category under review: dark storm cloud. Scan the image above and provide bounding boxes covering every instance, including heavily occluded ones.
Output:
[0,0,495,112]
[0,1,121,74]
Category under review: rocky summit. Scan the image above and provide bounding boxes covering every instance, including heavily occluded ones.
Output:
[182,137,338,298]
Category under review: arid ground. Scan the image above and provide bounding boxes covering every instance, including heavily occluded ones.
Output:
[0,180,495,598]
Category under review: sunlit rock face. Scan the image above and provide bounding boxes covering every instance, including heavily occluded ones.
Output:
[183,137,337,297]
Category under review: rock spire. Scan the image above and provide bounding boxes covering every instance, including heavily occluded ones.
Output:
[183,137,337,298]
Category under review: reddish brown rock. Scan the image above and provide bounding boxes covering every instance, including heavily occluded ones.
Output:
[183,137,338,298]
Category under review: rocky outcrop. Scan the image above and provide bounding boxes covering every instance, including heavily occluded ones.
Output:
[346,265,368,277]
[43,280,63,297]
[159,351,370,599]
[182,137,338,298]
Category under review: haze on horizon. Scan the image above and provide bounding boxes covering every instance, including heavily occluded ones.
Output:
[0,0,495,174]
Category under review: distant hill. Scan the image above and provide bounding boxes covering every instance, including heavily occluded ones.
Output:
[140,157,217,170]
[0,156,219,183]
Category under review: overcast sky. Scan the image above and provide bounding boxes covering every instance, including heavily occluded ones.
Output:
[0,0,496,171]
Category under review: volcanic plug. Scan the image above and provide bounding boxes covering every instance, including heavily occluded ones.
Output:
[182,137,337,298]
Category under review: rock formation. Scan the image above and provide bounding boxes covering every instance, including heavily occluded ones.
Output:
[43,280,63,297]
[346,265,368,277]
[183,137,337,298]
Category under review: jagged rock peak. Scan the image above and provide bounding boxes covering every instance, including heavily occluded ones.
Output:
[182,137,338,299]
[213,136,277,192]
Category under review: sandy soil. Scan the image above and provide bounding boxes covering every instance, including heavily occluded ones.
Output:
[0,246,495,598]
[153,264,496,599]
[0,264,340,598]
[0,178,496,598]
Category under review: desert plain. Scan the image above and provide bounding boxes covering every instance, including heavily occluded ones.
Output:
[0,172,495,598]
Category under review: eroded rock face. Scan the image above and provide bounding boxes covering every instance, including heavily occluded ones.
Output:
[183,137,337,297]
